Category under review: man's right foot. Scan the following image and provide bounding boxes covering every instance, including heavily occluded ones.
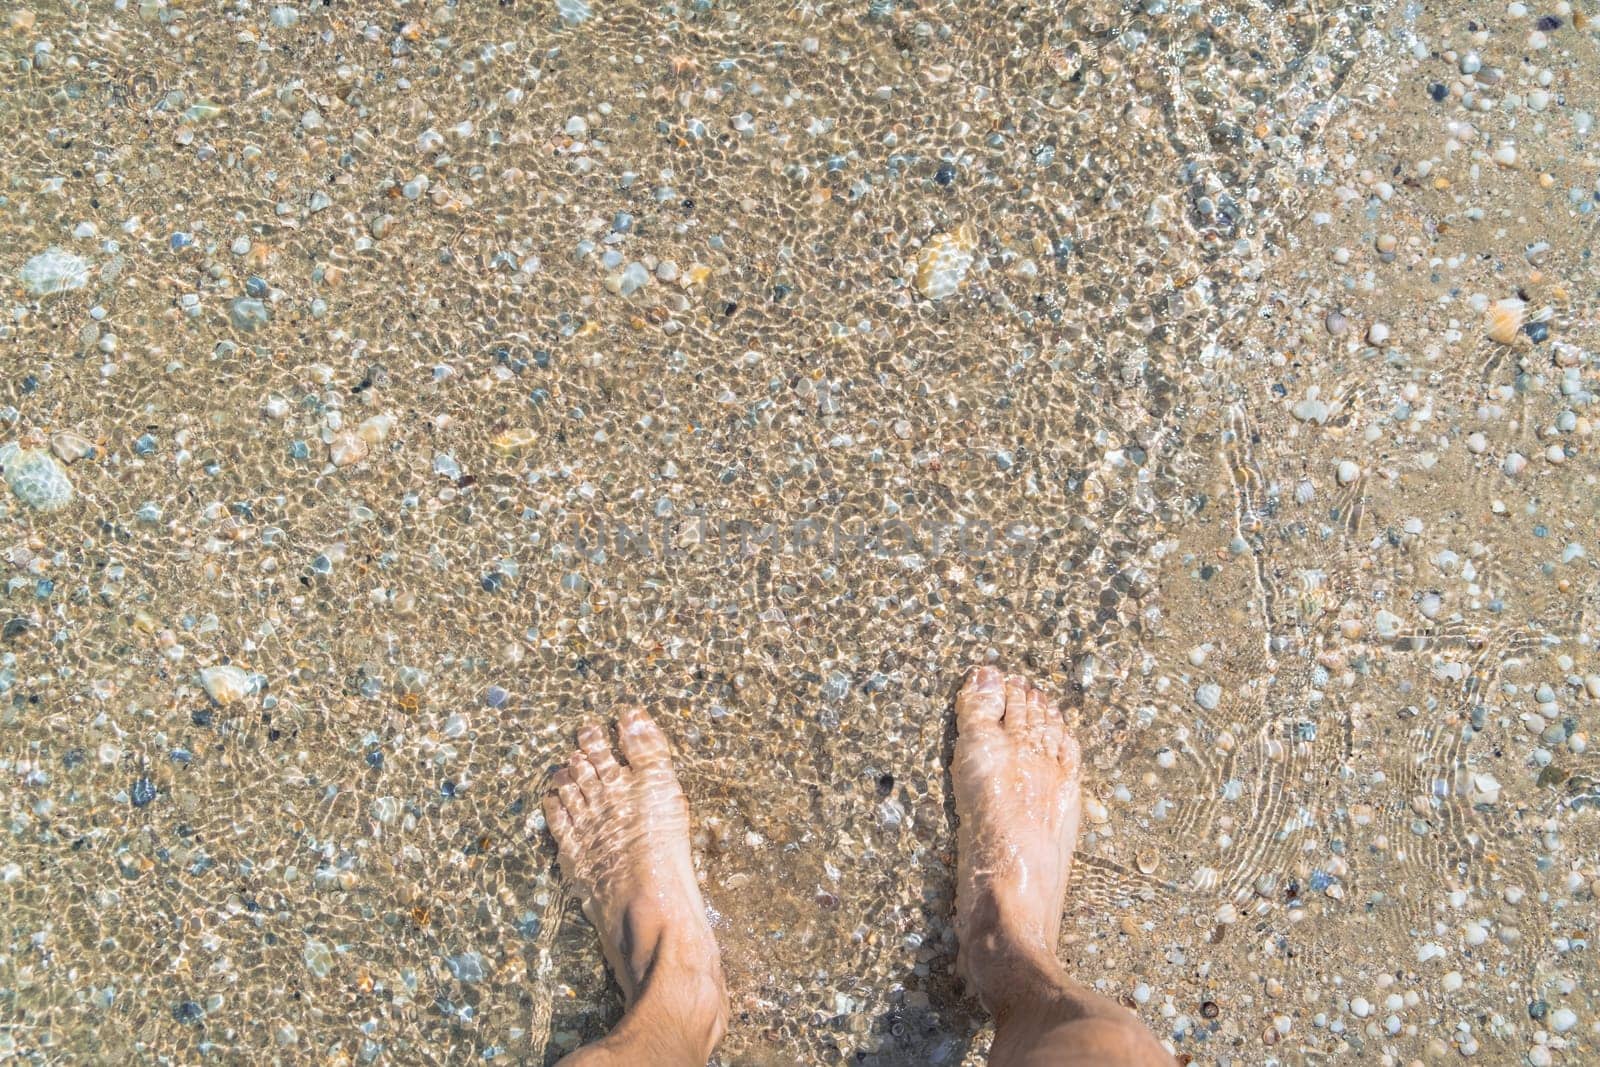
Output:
[951,666,1084,1003]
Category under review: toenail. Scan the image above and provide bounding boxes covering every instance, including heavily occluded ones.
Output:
[970,665,1001,690]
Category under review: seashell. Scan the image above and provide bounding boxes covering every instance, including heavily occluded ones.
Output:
[1190,866,1220,892]
[328,430,368,467]
[491,428,539,453]
[914,225,976,300]
[1465,772,1501,806]
[199,664,256,705]
[1485,298,1524,345]
[1136,848,1161,875]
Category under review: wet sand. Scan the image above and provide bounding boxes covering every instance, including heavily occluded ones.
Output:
[2,1,1597,1063]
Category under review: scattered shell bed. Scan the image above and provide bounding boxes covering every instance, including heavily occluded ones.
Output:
[1,1,1598,1065]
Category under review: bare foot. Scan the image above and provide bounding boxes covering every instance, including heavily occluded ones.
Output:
[952,666,1083,1004]
[543,706,727,1060]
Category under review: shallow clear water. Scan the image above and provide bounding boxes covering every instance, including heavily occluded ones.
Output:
[2,0,1598,1063]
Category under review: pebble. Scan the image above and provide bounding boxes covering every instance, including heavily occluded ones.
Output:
[1336,460,1361,485]
[303,939,334,978]
[0,444,75,511]
[1549,1008,1577,1033]
[199,665,257,705]
[1367,321,1390,345]
[1292,398,1330,424]
[1195,683,1221,710]
[49,431,95,463]
[356,414,394,445]
[446,952,487,982]
[914,227,976,300]
[228,297,272,332]
[557,0,591,25]
[18,248,91,296]
[605,261,650,297]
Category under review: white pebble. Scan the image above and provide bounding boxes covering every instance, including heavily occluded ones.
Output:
[1336,460,1361,485]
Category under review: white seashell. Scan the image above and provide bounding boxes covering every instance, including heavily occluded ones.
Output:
[199,664,257,705]
[328,430,368,467]
[1466,772,1501,806]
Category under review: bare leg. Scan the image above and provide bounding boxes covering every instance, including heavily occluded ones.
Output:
[953,667,1174,1067]
[543,707,727,1066]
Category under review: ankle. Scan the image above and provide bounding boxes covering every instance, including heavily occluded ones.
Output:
[629,943,728,1060]
[958,887,1066,1008]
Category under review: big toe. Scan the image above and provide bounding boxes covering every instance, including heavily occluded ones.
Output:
[617,705,673,772]
[956,665,1005,731]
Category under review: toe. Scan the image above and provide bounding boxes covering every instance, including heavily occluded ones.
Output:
[1003,674,1032,731]
[956,666,1005,730]
[1026,686,1049,726]
[568,751,602,802]
[616,705,672,770]
[1028,690,1060,757]
[542,793,573,850]
[1058,731,1082,780]
[577,722,623,783]
[552,766,586,819]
